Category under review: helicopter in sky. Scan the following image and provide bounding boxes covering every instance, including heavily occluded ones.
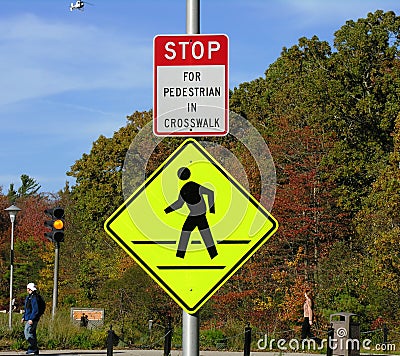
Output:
[70,1,93,11]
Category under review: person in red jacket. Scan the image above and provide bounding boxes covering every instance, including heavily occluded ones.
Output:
[21,283,40,355]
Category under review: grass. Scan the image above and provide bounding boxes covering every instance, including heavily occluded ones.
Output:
[0,311,253,351]
[0,311,107,351]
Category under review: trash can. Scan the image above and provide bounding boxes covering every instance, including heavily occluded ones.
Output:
[329,313,360,356]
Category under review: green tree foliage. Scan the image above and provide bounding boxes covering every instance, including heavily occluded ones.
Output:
[354,114,400,321]
[18,174,41,197]
[7,175,41,202]
[67,111,154,233]
[65,111,154,305]
[324,10,400,213]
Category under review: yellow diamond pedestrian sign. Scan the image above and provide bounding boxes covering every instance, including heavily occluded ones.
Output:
[104,139,278,314]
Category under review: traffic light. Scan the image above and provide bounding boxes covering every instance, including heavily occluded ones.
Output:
[44,207,65,242]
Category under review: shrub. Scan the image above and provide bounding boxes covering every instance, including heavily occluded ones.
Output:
[200,328,226,349]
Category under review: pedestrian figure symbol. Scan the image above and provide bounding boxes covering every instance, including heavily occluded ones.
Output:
[165,167,218,259]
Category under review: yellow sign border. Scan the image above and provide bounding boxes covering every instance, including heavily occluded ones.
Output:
[105,138,278,313]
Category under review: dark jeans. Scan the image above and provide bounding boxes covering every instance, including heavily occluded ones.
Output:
[301,317,314,339]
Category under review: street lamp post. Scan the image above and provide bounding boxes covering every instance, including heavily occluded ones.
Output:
[5,204,21,330]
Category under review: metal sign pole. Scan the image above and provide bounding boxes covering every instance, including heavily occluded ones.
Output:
[182,311,199,356]
[187,0,199,34]
[52,241,59,319]
[182,1,200,355]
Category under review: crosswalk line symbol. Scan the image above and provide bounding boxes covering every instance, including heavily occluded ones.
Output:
[104,138,278,314]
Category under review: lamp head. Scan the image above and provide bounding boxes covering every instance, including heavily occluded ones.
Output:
[5,205,21,223]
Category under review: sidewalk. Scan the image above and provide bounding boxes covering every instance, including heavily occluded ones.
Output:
[0,350,311,356]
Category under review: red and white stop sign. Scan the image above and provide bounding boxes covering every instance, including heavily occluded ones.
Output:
[153,34,229,136]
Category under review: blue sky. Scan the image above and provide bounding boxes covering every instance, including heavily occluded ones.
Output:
[0,0,399,193]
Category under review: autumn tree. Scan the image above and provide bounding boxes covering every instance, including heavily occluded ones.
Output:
[227,10,400,330]
[229,34,342,329]
[0,190,54,309]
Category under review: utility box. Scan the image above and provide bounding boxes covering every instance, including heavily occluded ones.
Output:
[329,313,360,356]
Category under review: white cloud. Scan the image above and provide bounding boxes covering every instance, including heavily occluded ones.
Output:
[0,13,152,106]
